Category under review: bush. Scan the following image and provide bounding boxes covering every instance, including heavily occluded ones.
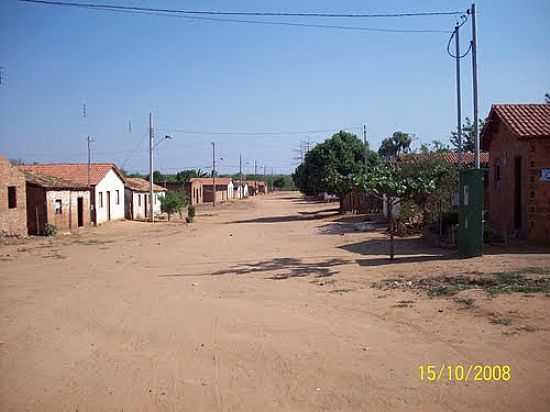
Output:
[43,224,57,236]
[160,192,187,221]
[187,205,196,223]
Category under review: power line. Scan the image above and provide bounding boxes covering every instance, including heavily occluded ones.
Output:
[157,127,362,136]
[17,0,454,34]
[17,1,463,18]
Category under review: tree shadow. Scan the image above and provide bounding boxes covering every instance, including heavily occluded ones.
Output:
[227,210,339,224]
[160,257,349,279]
[339,237,456,265]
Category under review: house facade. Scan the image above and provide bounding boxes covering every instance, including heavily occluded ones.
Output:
[200,178,234,203]
[233,180,249,199]
[125,177,166,220]
[22,171,91,235]
[19,163,126,225]
[185,179,204,205]
[481,104,550,243]
[0,156,27,236]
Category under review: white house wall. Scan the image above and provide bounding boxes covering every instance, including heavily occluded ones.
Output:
[131,191,165,220]
[94,169,125,224]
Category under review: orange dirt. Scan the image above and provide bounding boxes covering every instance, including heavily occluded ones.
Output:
[1,192,549,411]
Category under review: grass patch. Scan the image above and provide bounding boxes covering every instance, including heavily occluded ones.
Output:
[328,288,354,294]
[489,315,512,326]
[454,297,475,307]
[373,267,550,297]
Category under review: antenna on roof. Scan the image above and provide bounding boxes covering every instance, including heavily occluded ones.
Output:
[82,103,87,119]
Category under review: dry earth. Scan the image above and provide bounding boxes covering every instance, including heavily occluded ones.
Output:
[1,191,549,412]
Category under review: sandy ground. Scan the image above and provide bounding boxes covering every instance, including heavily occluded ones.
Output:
[1,191,550,412]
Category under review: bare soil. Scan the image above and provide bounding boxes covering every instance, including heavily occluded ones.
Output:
[1,192,549,411]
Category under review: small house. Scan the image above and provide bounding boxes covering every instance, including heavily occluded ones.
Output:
[185,179,204,205]
[22,170,91,235]
[198,178,233,203]
[233,180,248,199]
[0,155,27,236]
[19,163,126,225]
[125,177,167,220]
[481,104,550,242]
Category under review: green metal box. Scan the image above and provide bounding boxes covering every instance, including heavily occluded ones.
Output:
[458,168,485,258]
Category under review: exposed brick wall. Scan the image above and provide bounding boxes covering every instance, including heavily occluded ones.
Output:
[486,122,549,242]
[26,185,91,234]
[527,140,550,242]
[0,156,27,236]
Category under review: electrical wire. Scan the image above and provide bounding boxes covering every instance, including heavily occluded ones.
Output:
[446,14,473,59]
[17,0,455,34]
[156,127,362,136]
[17,1,464,18]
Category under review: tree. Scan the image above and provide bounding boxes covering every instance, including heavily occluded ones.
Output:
[273,176,286,189]
[545,93,550,104]
[292,130,377,207]
[378,131,412,160]
[159,191,187,221]
[363,158,452,259]
[420,140,450,154]
[450,117,485,152]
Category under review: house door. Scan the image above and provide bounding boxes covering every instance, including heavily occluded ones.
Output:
[106,191,111,221]
[514,156,522,230]
[77,197,84,227]
[144,194,148,218]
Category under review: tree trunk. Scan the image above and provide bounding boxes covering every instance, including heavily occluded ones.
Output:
[388,198,395,260]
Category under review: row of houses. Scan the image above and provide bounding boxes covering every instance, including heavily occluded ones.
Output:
[1,158,267,237]
[179,178,267,206]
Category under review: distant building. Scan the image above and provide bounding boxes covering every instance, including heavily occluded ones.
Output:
[232,180,249,199]
[185,179,204,205]
[124,177,166,220]
[22,170,91,235]
[0,155,27,236]
[193,177,234,203]
[481,104,550,242]
[19,163,126,225]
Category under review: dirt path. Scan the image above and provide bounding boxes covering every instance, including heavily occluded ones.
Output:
[1,192,549,411]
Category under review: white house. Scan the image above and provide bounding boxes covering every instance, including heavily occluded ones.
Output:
[233,180,249,199]
[19,163,126,225]
[124,177,166,220]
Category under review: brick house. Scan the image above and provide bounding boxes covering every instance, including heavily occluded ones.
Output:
[124,177,166,220]
[481,104,550,243]
[196,178,234,203]
[185,179,204,205]
[0,155,27,236]
[22,170,91,235]
[19,163,126,225]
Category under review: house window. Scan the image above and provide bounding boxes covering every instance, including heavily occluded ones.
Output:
[7,186,17,208]
[116,190,120,205]
[138,194,141,206]
[98,192,103,208]
[55,199,62,214]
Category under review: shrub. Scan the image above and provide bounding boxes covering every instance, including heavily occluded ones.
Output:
[43,224,57,236]
[160,192,187,221]
[187,205,196,223]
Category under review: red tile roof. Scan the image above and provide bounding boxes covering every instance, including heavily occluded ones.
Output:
[483,104,550,138]
[125,177,166,192]
[18,163,125,187]
[189,177,232,185]
[402,152,489,166]
[22,170,89,190]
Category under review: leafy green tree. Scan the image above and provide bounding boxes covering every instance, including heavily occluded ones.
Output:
[293,130,377,207]
[545,93,550,104]
[420,140,450,154]
[160,191,187,221]
[273,176,286,189]
[450,117,485,152]
[363,158,452,259]
[378,131,412,160]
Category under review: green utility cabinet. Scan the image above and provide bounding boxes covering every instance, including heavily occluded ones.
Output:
[458,169,485,258]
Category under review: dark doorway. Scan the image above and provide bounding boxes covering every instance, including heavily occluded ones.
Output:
[144,194,148,218]
[77,197,84,227]
[514,157,522,230]
[106,191,111,221]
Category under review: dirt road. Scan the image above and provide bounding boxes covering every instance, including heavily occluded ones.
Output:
[1,192,549,411]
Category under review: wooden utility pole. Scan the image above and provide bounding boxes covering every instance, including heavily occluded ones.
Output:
[149,112,155,222]
[239,153,243,199]
[470,3,480,169]
[454,22,463,167]
[211,142,216,207]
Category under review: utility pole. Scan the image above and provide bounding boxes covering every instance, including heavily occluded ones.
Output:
[455,23,463,167]
[239,153,243,199]
[363,124,368,167]
[254,160,257,195]
[211,142,216,207]
[149,112,154,222]
[470,3,480,169]
[87,135,94,224]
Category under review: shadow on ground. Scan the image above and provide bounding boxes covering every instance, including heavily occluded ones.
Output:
[160,257,350,279]
[339,237,456,266]
[227,209,339,224]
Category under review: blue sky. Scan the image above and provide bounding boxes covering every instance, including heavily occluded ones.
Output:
[1,0,549,175]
